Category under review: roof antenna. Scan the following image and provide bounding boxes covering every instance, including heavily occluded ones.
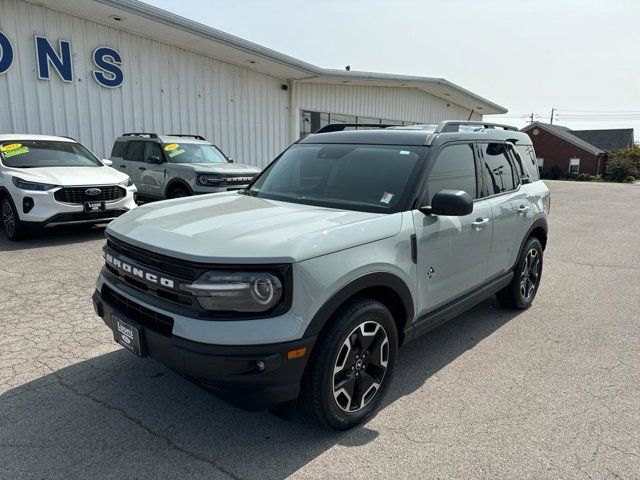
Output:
[467,109,475,121]
[345,65,351,71]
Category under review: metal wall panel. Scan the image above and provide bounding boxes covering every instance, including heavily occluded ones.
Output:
[296,82,482,124]
[0,0,290,167]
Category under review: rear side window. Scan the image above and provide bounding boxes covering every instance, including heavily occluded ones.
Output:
[427,143,477,202]
[514,144,540,181]
[480,143,517,196]
[123,141,145,162]
[111,141,127,158]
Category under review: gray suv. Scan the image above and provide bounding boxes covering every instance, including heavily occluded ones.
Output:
[109,133,261,199]
[92,121,550,430]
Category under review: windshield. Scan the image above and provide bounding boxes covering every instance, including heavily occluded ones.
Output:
[247,144,425,212]
[163,143,228,164]
[0,141,102,168]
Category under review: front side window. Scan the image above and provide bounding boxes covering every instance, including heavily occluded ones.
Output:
[247,144,425,213]
[480,142,516,196]
[144,142,163,161]
[0,140,102,168]
[162,143,228,164]
[427,143,477,202]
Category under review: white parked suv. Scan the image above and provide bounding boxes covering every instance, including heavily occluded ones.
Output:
[0,134,137,240]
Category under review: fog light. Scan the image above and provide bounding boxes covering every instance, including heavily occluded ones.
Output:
[23,197,34,213]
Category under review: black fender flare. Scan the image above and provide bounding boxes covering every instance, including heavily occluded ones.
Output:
[512,217,548,270]
[303,272,415,340]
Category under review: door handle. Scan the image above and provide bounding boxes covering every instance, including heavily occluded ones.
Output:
[472,218,490,231]
[120,165,126,168]
[517,205,530,213]
[139,167,146,171]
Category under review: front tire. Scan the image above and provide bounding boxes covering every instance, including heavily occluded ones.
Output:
[167,185,190,199]
[301,298,398,430]
[496,237,543,309]
[1,196,27,241]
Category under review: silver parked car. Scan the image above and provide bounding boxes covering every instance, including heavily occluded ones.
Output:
[109,133,261,200]
[92,121,550,430]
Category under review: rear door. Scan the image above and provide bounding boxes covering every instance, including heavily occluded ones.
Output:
[413,142,493,317]
[122,141,146,193]
[478,141,532,277]
[138,141,166,198]
[109,140,128,174]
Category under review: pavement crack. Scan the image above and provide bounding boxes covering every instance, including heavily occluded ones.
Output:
[545,256,640,271]
[54,377,242,480]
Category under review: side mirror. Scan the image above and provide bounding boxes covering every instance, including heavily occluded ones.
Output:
[146,155,161,164]
[228,157,234,163]
[102,159,113,167]
[420,189,473,216]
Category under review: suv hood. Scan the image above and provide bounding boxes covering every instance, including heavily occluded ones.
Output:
[106,192,403,263]
[7,165,128,186]
[176,162,261,174]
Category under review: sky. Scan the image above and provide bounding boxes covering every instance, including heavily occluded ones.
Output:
[147,0,640,136]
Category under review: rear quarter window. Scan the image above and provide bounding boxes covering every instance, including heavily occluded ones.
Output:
[515,144,540,181]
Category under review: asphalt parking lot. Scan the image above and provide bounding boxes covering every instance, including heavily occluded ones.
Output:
[1,181,639,480]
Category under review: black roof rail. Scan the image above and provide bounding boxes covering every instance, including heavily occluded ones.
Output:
[166,134,207,140]
[314,123,396,134]
[436,121,519,133]
[122,132,159,138]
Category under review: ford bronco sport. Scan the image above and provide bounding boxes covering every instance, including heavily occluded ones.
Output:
[92,121,550,430]
[109,133,261,200]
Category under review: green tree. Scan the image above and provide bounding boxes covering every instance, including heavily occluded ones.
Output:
[606,144,640,182]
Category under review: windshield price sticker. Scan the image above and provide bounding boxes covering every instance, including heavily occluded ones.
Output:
[164,143,179,151]
[168,149,186,158]
[2,145,30,158]
[1,143,22,152]
[380,192,394,204]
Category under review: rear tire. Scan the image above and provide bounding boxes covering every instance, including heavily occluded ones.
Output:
[167,185,190,199]
[301,298,398,430]
[496,237,543,309]
[1,196,27,241]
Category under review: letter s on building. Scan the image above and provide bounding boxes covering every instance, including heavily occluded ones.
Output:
[92,46,123,88]
[0,31,14,74]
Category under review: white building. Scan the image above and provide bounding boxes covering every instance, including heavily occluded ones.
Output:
[0,0,507,167]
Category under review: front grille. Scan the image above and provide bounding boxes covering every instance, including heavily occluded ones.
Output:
[55,185,126,204]
[103,285,174,336]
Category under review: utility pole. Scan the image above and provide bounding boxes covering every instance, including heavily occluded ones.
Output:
[550,108,555,124]
[530,113,534,124]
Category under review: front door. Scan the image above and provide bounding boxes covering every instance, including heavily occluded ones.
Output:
[414,142,493,318]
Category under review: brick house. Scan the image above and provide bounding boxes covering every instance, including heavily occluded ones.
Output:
[521,122,634,177]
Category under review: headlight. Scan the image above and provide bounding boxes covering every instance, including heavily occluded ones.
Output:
[119,178,133,187]
[12,177,57,191]
[181,270,283,312]
[197,174,223,186]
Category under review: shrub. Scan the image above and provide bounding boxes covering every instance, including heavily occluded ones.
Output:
[606,156,635,182]
[576,173,590,181]
[626,176,636,183]
[549,165,563,180]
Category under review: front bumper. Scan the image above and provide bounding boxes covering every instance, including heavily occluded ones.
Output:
[13,185,137,226]
[92,287,315,410]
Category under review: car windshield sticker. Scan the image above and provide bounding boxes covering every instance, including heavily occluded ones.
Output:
[164,143,179,151]
[168,148,186,158]
[399,150,411,155]
[380,192,394,204]
[1,144,30,158]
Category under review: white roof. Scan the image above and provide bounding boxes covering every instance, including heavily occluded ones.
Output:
[46,0,507,115]
[0,134,75,143]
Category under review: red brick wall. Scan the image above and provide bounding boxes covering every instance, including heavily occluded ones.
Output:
[527,127,601,176]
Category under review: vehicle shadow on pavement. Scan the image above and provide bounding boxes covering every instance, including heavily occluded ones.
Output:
[0,224,107,251]
[0,298,521,480]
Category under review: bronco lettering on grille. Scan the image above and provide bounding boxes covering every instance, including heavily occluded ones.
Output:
[105,252,175,288]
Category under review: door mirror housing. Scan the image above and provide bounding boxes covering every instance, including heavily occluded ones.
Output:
[101,159,113,167]
[146,155,162,164]
[228,157,234,163]
[420,189,473,216]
